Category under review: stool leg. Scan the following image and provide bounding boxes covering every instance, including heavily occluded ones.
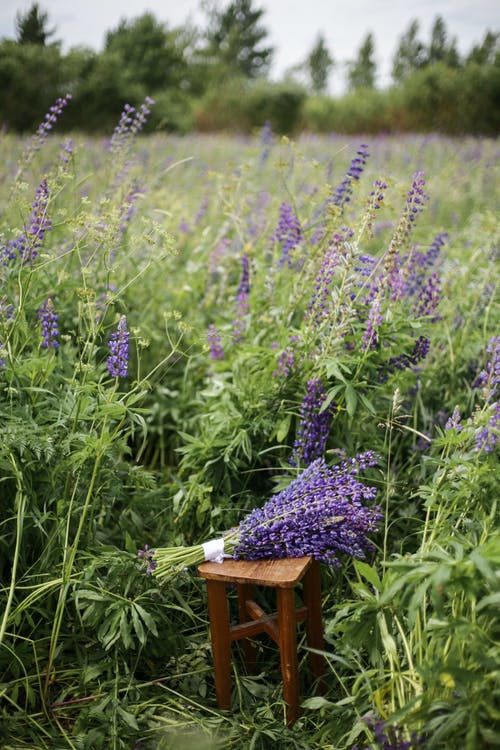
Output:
[303,561,325,691]
[237,583,258,672]
[205,580,232,710]
[276,586,300,725]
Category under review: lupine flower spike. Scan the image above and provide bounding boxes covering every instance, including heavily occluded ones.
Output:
[290,379,335,466]
[38,297,59,349]
[207,324,225,361]
[233,254,250,341]
[5,180,52,265]
[150,454,381,581]
[107,315,129,378]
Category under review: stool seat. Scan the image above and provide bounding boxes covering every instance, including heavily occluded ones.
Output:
[198,556,325,725]
[198,555,313,587]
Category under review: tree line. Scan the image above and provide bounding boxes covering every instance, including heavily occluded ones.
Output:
[1,1,499,135]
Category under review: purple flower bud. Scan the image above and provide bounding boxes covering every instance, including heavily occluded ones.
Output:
[290,379,335,466]
[37,297,59,349]
[207,324,224,361]
[331,144,370,209]
[233,254,251,341]
[5,180,52,265]
[475,402,500,453]
[445,406,462,431]
[473,336,500,403]
[361,297,383,351]
[271,202,303,269]
[107,315,129,378]
[233,455,381,566]
[138,544,156,575]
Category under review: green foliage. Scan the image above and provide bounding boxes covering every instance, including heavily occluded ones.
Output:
[195,78,306,134]
[0,6,499,135]
[401,62,500,135]
[15,2,56,46]
[244,80,307,134]
[0,40,65,130]
[104,13,191,93]
[0,103,498,749]
[427,15,460,67]
[347,33,377,90]
[306,34,334,93]
[203,0,274,79]
[392,19,427,84]
[466,30,500,66]
[303,88,390,134]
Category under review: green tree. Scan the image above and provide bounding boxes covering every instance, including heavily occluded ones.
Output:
[348,33,376,90]
[306,33,334,92]
[203,0,274,78]
[427,15,460,67]
[15,2,56,45]
[466,30,500,66]
[104,13,191,92]
[0,40,63,130]
[391,19,426,84]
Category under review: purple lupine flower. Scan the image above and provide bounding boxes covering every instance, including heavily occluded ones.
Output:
[107,315,129,378]
[195,195,209,226]
[138,544,156,575]
[233,454,381,566]
[273,346,295,378]
[475,402,500,453]
[383,172,429,277]
[359,179,388,240]
[386,335,430,374]
[115,180,144,244]
[361,297,383,351]
[259,120,275,167]
[445,406,463,431]
[207,324,224,361]
[130,96,155,135]
[407,172,427,219]
[368,179,387,210]
[271,202,302,269]
[0,296,15,321]
[37,297,59,349]
[473,336,500,403]
[390,232,447,302]
[331,144,370,209]
[59,137,74,164]
[414,272,441,318]
[32,94,72,152]
[422,231,448,268]
[307,227,355,326]
[307,247,339,326]
[273,335,301,378]
[208,238,232,274]
[110,97,155,154]
[6,180,52,264]
[290,379,335,466]
[233,254,250,341]
[363,714,427,749]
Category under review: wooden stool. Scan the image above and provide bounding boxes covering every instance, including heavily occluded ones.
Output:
[198,556,324,725]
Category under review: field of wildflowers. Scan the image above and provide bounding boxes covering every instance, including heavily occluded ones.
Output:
[0,99,499,750]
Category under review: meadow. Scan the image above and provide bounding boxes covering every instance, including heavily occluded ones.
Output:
[0,100,499,749]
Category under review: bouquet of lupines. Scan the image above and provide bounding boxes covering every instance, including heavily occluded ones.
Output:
[143,453,382,581]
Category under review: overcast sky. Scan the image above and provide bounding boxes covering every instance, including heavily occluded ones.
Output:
[1,0,498,92]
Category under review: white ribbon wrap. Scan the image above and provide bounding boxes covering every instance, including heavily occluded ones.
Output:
[202,538,225,564]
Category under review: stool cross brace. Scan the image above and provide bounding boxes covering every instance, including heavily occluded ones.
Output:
[198,556,324,725]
